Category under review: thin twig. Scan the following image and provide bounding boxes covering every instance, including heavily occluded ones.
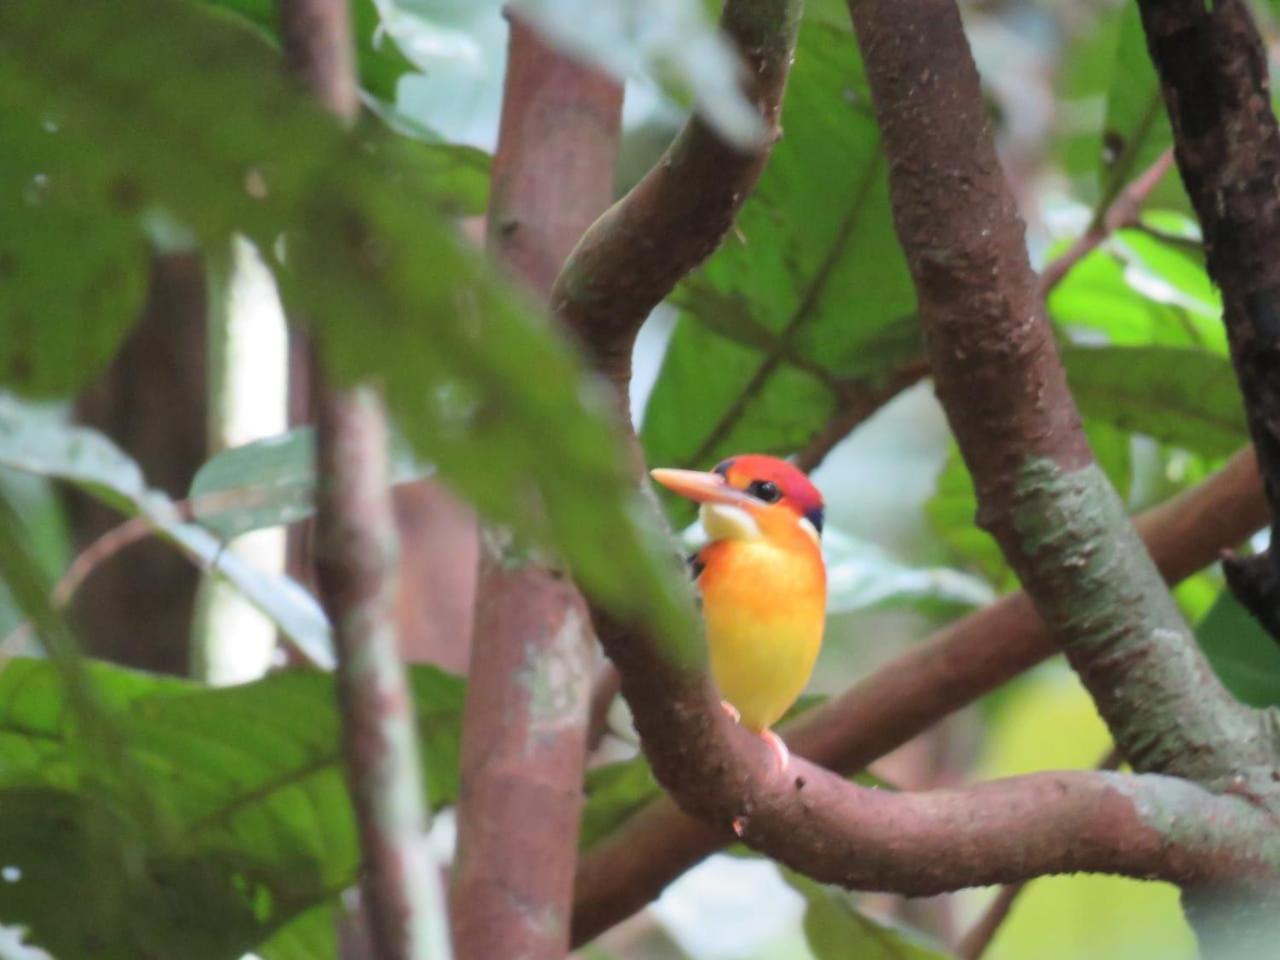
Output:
[281,0,450,957]
[1038,149,1174,297]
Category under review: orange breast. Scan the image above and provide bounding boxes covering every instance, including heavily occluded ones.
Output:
[696,529,826,731]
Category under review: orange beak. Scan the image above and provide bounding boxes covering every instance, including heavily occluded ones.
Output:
[650,468,754,507]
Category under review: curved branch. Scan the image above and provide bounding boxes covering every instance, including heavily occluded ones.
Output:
[849,0,1274,786]
[571,445,1267,944]
[549,0,803,394]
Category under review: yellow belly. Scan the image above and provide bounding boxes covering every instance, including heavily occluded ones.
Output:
[699,538,825,732]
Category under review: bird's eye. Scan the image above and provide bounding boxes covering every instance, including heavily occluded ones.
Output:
[747,479,781,503]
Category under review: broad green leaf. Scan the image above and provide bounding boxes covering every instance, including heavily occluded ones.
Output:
[502,0,763,146]
[0,395,333,666]
[0,657,463,960]
[0,0,696,655]
[202,0,417,103]
[257,903,337,960]
[925,444,1014,590]
[189,427,430,538]
[1196,589,1280,708]
[785,872,954,959]
[1062,346,1246,458]
[1052,3,1125,193]
[642,20,918,478]
[1049,245,1216,349]
[0,104,147,396]
[1098,4,1185,212]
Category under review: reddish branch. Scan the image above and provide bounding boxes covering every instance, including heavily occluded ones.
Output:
[550,0,803,396]
[570,445,1266,944]
[1135,0,1280,644]
[282,2,447,958]
[849,0,1273,787]
[451,18,621,960]
[1038,149,1174,296]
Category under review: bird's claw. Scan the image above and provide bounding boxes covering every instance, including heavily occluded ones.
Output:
[720,700,741,724]
[761,729,789,774]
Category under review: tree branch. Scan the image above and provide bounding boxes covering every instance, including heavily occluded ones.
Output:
[549,0,803,396]
[1135,0,1280,648]
[451,17,621,960]
[571,445,1267,944]
[282,1,449,957]
[848,0,1275,788]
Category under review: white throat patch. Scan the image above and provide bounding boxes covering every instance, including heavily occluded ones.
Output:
[699,502,761,541]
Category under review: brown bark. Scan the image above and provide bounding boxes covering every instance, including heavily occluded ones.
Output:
[570,446,1266,944]
[68,252,207,675]
[849,0,1271,786]
[450,17,622,960]
[1135,0,1280,645]
[550,0,803,396]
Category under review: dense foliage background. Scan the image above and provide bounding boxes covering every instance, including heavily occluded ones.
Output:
[3,0,1280,958]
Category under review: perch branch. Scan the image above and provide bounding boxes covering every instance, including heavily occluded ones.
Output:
[570,445,1266,944]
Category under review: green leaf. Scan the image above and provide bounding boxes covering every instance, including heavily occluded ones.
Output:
[0,395,333,666]
[925,444,1014,590]
[0,657,463,959]
[1196,589,1280,708]
[1062,346,1247,458]
[202,0,417,103]
[257,903,337,960]
[580,755,661,849]
[642,20,918,476]
[1048,244,1217,350]
[1098,4,1185,212]
[785,871,954,959]
[189,427,430,539]
[0,0,697,657]
[0,101,147,396]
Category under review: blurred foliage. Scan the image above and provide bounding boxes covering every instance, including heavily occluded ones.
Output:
[785,873,952,960]
[1,0,1279,958]
[970,668,1196,960]
[203,0,417,103]
[0,657,463,959]
[189,426,429,538]
[0,0,698,655]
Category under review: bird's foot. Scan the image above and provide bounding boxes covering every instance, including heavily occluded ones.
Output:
[761,728,789,774]
[720,700,741,724]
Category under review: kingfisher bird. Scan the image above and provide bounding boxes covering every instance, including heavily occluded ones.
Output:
[650,455,827,772]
